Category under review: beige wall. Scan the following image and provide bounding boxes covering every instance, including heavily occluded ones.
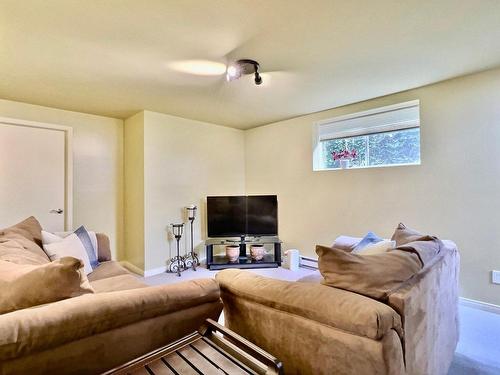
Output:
[123,112,145,269]
[0,100,245,272]
[2,67,499,305]
[245,67,500,305]
[0,99,124,259]
[143,111,245,271]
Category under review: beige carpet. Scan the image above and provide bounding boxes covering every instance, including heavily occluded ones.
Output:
[449,354,500,375]
[141,264,316,285]
[448,304,500,374]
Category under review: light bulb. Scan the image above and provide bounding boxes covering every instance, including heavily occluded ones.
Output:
[226,65,239,81]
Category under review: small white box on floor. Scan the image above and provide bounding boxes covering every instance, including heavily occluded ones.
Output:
[284,249,300,271]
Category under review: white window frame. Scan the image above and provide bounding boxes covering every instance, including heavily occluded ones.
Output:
[312,100,420,171]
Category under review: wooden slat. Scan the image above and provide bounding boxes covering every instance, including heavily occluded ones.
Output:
[102,332,201,375]
[208,335,267,374]
[164,352,198,375]
[147,359,176,375]
[191,339,249,375]
[178,346,225,375]
[129,367,150,375]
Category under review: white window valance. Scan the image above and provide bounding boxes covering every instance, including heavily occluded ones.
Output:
[317,100,420,141]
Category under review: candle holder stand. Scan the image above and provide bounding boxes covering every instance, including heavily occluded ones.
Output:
[184,205,200,270]
[167,223,186,277]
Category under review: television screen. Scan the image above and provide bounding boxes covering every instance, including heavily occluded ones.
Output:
[207,195,278,237]
[207,196,246,237]
[246,195,278,236]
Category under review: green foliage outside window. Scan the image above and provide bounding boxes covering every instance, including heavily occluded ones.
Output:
[321,128,420,169]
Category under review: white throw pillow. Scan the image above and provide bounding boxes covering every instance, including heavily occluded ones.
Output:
[355,239,396,255]
[43,234,94,275]
[42,230,98,259]
[51,230,99,256]
[41,230,64,245]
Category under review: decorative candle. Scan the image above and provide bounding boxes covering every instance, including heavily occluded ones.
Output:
[186,205,197,220]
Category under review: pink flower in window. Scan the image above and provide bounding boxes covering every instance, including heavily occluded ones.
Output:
[332,149,358,161]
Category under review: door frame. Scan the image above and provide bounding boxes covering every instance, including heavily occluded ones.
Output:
[0,116,73,230]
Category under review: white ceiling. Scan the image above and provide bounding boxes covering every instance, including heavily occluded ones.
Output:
[1,0,500,129]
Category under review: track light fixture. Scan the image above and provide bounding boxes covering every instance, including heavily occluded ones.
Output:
[226,59,263,85]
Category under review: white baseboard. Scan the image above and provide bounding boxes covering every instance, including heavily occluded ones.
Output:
[460,297,500,315]
[120,261,145,276]
[119,261,164,277]
[142,256,207,278]
[144,266,166,277]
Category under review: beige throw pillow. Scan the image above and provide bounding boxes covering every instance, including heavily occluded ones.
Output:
[0,257,94,314]
[0,236,50,265]
[0,216,44,246]
[316,245,422,300]
[391,223,442,266]
[391,222,436,246]
[0,216,49,265]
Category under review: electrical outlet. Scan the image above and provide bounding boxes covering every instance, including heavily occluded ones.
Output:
[492,270,500,285]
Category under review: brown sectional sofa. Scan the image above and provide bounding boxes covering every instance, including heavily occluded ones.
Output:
[0,226,222,374]
[216,240,460,375]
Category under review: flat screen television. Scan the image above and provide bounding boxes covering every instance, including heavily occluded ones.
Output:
[207,195,278,237]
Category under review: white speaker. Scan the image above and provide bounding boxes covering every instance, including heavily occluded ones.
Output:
[284,249,300,271]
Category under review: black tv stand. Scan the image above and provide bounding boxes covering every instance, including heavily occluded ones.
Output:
[226,236,262,244]
[226,235,247,243]
[205,237,282,270]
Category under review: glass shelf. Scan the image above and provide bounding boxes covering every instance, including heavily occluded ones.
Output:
[205,237,281,246]
[208,254,279,270]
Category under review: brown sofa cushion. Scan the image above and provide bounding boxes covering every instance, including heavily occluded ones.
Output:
[0,278,221,361]
[216,269,402,340]
[0,217,49,265]
[87,260,131,282]
[0,257,94,314]
[96,233,112,262]
[296,270,324,284]
[0,302,224,374]
[317,245,421,301]
[88,261,146,293]
[90,274,147,293]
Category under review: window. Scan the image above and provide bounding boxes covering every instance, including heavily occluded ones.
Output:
[313,100,420,170]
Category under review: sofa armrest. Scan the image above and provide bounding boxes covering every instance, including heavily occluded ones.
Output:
[216,269,402,340]
[0,278,220,361]
[387,243,460,375]
[96,233,112,262]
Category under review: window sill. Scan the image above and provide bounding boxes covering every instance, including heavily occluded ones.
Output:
[313,162,421,172]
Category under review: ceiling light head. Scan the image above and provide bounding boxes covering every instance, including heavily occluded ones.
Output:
[226,65,241,81]
[254,72,263,85]
[226,59,262,86]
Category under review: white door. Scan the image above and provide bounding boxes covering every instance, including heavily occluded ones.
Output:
[0,121,68,232]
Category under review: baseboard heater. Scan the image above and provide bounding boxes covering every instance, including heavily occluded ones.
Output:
[300,256,318,270]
